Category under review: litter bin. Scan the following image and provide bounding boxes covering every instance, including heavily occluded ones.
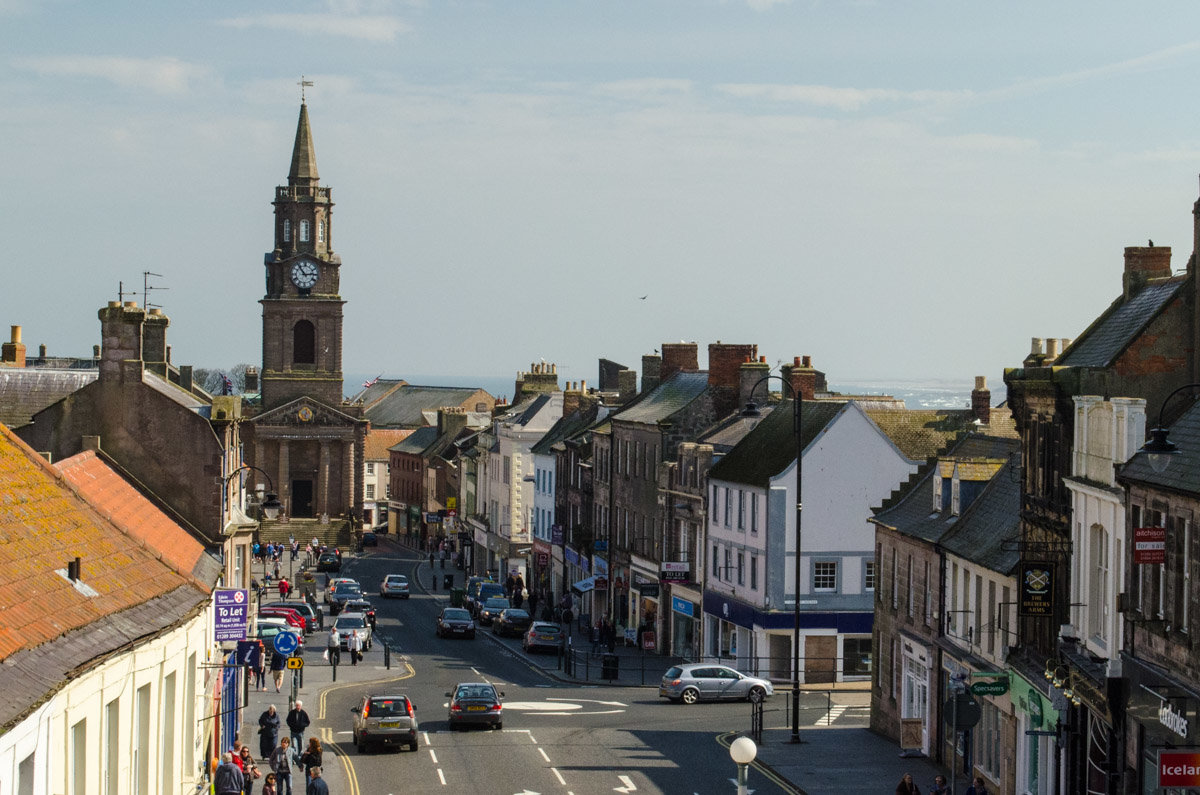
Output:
[443,573,455,590]
[450,588,465,608]
[602,653,619,681]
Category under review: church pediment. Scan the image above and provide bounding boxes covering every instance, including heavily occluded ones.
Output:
[250,397,358,429]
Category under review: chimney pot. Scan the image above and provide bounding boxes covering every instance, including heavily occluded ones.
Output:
[38,344,46,358]
[123,301,137,308]
[10,326,20,344]
[802,355,812,368]
[1030,338,1043,355]
[1046,338,1060,359]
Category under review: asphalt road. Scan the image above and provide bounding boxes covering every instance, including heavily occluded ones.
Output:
[316,543,849,795]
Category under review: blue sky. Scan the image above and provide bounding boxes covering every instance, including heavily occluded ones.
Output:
[5,1,1200,397]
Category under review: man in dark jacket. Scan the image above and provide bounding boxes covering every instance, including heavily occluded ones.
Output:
[286,700,311,766]
[258,704,281,758]
[306,765,329,795]
[214,752,245,795]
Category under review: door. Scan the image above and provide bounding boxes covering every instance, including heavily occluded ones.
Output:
[805,635,837,684]
[292,479,314,518]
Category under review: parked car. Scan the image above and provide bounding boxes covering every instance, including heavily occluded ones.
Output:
[333,613,373,650]
[492,608,532,637]
[255,624,304,654]
[435,607,476,639]
[470,583,506,617]
[361,531,378,547]
[316,552,341,572]
[257,606,306,633]
[352,694,418,753]
[522,622,563,653]
[264,600,320,632]
[477,597,511,626]
[379,574,410,599]
[328,581,363,614]
[658,664,774,705]
[446,682,504,730]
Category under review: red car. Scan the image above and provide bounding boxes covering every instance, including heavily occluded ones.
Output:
[259,606,306,633]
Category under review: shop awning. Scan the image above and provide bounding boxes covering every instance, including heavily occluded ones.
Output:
[571,576,597,594]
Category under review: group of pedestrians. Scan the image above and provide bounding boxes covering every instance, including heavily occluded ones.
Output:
[214,701,329,795]
[324,625,366,666]
[896,773,987,794]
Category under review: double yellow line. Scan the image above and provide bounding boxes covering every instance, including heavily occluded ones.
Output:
[715,731,806,795]
[318,661,417,795]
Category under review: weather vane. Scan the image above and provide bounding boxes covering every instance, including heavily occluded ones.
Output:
[298,75,313,102]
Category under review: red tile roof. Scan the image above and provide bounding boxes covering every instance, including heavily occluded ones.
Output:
[55,451,213,588]
[365,428,413,461]
[0,424,201,660]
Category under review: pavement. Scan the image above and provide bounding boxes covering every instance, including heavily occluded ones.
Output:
[237,535,952,795]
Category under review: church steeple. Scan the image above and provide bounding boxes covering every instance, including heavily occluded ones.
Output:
[288,102,319,186]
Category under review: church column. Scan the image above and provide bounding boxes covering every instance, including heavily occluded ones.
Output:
[254,439,266,490]
[278,440,290,516]
[319,440,331,518]
[343,438,355,522]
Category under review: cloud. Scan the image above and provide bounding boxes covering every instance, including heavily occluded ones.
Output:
[594,78,693,100]
[12,55,208,94]
[716,82,972,111]
[219,13,411,43]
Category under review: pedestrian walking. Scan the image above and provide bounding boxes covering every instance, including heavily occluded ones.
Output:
[527,590,539,620]
[306,766,329,795]
[250,641,266,690]
[270,650,287,692]
[257,704,280,759]
[929,775,949,795]
[238,746,261,795]
[325,627,340,666]
[347,629,363,665]
[297,737,322,780]
[964,777,988,795]
[269,737,294,795]
[213,752,245,795]
[278,577,289,600]
[895,772,921,795]
[286,700,310,765]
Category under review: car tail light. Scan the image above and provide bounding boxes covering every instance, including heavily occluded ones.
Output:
[406,700,414,717]
[450,703,463,713]
[668,679,681,686]
[363,702,370,718]
[490,703,503,712]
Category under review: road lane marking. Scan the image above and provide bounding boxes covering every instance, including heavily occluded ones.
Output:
[538,747,551,762]
[437,769,447,785]
[316,660,415,719]
[422,731,430,744]
[552,768,566,785]
[614,774,637,793]
[429,749,439,764]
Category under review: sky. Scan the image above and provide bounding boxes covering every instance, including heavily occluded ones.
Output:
[5,2,1200,399]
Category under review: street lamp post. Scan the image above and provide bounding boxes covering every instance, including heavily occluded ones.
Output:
[224,464,282,521]
[742,375,805,744]
[1141,383,1200,472]
[729,735,758,795]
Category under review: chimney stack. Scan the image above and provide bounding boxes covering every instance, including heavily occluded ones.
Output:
[660,342,699,382]
[781,355,827,401]
[142,307,170,376]
[641,353,662,393]
[740,355,771,410]
[1,325,26,368]
[563,382,583,417]
[971,376,991,424]
[245,367,260,393]
[1123,245,1172,300]
[98,301,145,383]
[618,369,638,402]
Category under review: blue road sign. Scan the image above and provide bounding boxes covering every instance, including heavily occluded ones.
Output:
[236,639,263,668]
[272,631,299,656]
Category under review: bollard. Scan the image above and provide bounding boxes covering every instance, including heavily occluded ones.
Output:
[385,641,391,670]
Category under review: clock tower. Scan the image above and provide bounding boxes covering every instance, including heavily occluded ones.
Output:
[260,100,344,410]
[245,101,365,523]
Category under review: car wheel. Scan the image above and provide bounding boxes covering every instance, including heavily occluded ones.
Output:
[494,722,503,730]
[748,686,766,704]
[681,688,700,705]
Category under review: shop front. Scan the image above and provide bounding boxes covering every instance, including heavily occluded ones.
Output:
[670,587,701,659]
[1011,668,1061,795]
[1124,653,1200,794]
[630,578,660,651]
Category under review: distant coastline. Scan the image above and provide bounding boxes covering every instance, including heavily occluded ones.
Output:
[347,373,1008,411]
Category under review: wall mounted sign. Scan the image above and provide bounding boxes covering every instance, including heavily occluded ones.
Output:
[1160,750,1200,788]
[214,589,249,642]
[1018,561,1055,617]
[1134,526,1167,565]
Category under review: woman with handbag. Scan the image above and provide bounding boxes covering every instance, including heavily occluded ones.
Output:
[238,746,261,795]
[298,737,322,780]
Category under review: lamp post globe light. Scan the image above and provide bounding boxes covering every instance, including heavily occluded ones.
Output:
[224,464,282,520]
[1141,384,1200,473]
[741,374,805,745]
[729,735,758,795]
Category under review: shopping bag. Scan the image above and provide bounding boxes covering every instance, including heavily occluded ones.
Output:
[322,648,329,663]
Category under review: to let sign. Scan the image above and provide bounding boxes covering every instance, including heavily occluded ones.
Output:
[1134,527,1167,564]
[1160,750,1200,788]
[214,589,249,642]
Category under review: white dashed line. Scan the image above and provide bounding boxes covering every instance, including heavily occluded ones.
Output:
[437,768,446,786]
[552,768,566,786]
[538,747,551,762]
[428,749,439,764]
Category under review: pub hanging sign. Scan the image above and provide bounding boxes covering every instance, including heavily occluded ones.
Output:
[1018,561,1055,617]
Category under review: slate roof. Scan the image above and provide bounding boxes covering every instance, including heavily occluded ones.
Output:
[0,368,97,429]
[613,371,710,425]
[144,370,208,413]
[350,378,406,408]
[872,434,1019,545]
[700,409,772,455]
[392,425,439,455]
[361,384,491,428]
[938,448,1022,574]
[365,428,414,461]
[0,424,209,728]
[1119,398,1200,494]
[55,451,221,587]
[500,393,554,427]
[1057,278,1186,368]
[531,406,601,456]
[708,400,846,488]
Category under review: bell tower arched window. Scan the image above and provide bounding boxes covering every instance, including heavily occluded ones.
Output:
[283,219,291,242]
[300,220,310,242]
[293,320,315,364]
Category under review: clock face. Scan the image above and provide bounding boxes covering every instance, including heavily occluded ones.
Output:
[291,259,319,289]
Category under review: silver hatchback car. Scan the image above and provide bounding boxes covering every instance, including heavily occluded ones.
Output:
[659,663,774,705]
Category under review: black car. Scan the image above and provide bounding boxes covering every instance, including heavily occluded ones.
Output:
[343,598,377,628]
[477,597,511,626]
[317,552,341,573]
[436,607,476,639]
[328,582,363,615]
[446,682,504,731]
[361,531,378,547]
[492,608,532,638]
[470,582,506,617]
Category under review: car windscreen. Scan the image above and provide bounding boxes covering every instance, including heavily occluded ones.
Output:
[369,698,409,716]
[332,584,361,595]
[335,616,366,629]
[442,609,471,621]
[455,686,496,701]
[483,598,510,608]
[502,609,529,620]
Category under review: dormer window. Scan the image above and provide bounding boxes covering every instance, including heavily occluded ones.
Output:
[300,220,310,242]
[283,219,291,242]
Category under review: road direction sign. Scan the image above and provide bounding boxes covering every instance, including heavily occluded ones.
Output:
[944,692,982,729]
[272,631,299,656]
[971,680,1010,696]
[286,656,304,670]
